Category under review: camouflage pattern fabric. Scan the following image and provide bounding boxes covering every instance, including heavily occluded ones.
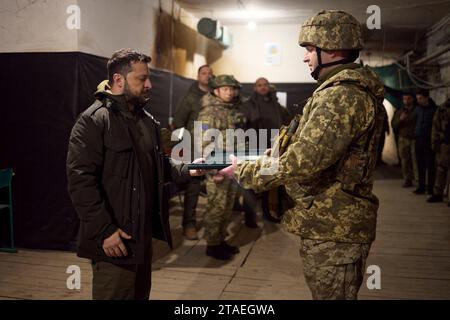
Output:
[197,90,243,245]
[398,136,416,182]
[203,176,238,245]
[432,102,450,195]
[235,64,386,244]
[299,238,370,300]
[298,10,364,50]
[209,74,241,89]
[391,106,417,140]
[434,144,450,195]
[197,92,246,153]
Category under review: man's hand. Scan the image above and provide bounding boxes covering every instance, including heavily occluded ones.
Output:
[217,154,238,179]
[264,148,272,156]
[189,158,207,177]
[102,228,132,258]
[400,111,408,121]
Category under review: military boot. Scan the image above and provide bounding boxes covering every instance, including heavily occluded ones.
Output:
[402,179,413,188]
[244,210,258,229]
[427,194,443,203]
[220,241,240,254]
[206,245,233,260]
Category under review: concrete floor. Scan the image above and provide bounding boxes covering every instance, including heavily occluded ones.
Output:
[0,169,449,300]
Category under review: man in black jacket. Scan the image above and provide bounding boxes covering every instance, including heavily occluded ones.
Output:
[413,89,438,195]
[66,48,203,300]
[239,78,292,223]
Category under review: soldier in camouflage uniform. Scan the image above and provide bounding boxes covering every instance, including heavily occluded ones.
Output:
[220,10,386,299]
[428,98,450,203]
[391,92,417,188]
[198,75,245,260]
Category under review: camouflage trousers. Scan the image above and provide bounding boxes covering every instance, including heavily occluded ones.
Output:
[203,175,238,245]
[299,238,371,300]
[434,144,450,195]
[398,136,416,182]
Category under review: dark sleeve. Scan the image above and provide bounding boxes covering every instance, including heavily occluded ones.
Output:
[173,94,192,129]
[163,156,191,184]
[391,110,400,131]
[66,113,117,241]
[239,100,253,130]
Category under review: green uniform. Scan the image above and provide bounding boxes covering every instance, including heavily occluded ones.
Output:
[235,64,385,299]
[391,106,417,182]
[198,92,243,245]
[431,101,450,196]
[173,82,208,133]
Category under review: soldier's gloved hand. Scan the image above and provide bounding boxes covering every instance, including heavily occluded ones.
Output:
[218,154,238,179]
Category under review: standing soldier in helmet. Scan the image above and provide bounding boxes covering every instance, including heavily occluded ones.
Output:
[197,75,244,260]
[219,10,386,299]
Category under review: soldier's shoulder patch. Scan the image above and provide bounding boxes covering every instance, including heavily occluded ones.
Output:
[202,124,209,130]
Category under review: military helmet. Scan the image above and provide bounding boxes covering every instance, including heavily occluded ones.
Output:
[210,74,240,89]
[299,10,364,50]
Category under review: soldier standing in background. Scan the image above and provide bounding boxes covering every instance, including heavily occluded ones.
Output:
[428,98,450,203]
[391,92,417,187]
[413,89,438,195]
[172,65,213,240]
[219,10,386,299]
[239,77,292,223]
[198,75,244,260]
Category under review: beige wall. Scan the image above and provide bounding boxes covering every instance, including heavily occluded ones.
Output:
[0,0,78,52]
[77,0,159,58]
[209,23,398,84]
[0,0,160,56]
[0,0,213,79]
[211,24,313,83]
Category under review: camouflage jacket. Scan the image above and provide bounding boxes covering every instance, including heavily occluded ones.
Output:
[235,64,386,243]
[431,101,450,151]
[391,106,417,139]
[197,93,246,156]
[173,82,208,132]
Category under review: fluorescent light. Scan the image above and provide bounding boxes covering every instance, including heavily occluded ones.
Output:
[248,21,256,30]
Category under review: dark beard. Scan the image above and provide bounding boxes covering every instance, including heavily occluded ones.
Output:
[124,82,149,109]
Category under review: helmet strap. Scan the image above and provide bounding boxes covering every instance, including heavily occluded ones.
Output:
[311,47,357,80]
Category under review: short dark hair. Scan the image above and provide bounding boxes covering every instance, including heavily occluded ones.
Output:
[416,89,429,97]
[107,48,151,84]
[402,91,414,98]
[198,64,210,74]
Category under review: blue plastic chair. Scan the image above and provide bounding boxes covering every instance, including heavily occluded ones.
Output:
[0,168,17,253]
